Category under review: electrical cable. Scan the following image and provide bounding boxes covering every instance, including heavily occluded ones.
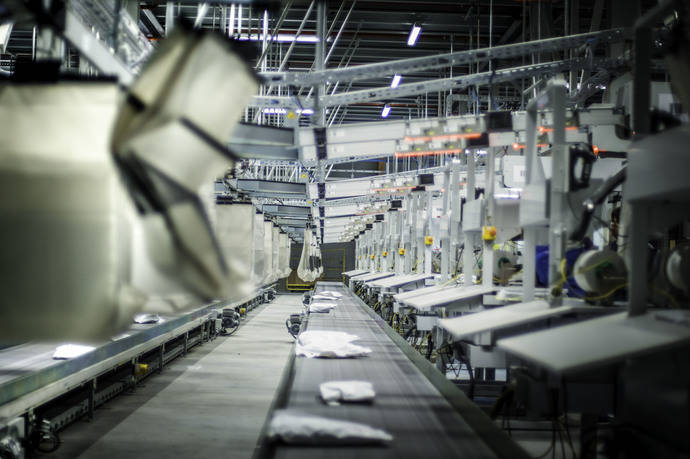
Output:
[561,380,578,459]
[584,283,627,301]
[425,333,433,360]
[570,167,627,241]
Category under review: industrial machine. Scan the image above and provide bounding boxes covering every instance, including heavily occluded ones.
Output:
[1,0,689,458]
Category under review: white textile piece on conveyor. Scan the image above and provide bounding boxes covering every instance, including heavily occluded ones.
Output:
[268,410,392,445]
[319,381,376,405]
[319,290,342,298]
[309,302,337,313]
[296,330,372,358]
[312,294,341,301]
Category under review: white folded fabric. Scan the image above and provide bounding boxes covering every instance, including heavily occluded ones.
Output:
[268,410,392,445]
[309,302,337,313]
[311,294,341,301]
[296,330,372,358]
[319,381,376,405]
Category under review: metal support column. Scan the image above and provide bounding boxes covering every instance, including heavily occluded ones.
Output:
[424,191,433,275]
[440,167,451,282]
[482,147,496,288]
[464,153,476,286]
[449,159,461,278]
[627,204,649,316]
[547,81,568,305]
[313,1,327,127]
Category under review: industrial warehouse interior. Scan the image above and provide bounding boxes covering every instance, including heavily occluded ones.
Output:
[1,0,689,458]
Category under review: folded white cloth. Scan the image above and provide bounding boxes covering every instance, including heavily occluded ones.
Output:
[268,410,392,445]
[309,302,337,313]
[296,330,372,358]
[320,380,376,405]
[312,294,341,301]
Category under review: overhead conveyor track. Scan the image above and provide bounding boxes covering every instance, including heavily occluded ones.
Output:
[257,282,529,459]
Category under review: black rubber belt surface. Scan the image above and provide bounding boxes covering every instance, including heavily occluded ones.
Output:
[269,281,524,459]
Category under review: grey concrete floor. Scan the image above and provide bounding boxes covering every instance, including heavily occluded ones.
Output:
[49,294,302,459]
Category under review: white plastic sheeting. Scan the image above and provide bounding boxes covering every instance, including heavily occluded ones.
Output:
[308,302,337,313]
[0,83,141,340]
[272,226,281,279]
[213,203,254,298]
[319,381,376,405]
[311,294,341,302]
[295,330,372,358]
[252,210,265,285]
[279,232,292,278]
[263,221,275,285]
[268,410,392,445]
[111,26,258,301]
[297,230,323,282]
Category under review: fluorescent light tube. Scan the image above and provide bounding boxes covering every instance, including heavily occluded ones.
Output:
[228,4,235,36]
[237,5,243,37]
[381,104,391,118]
[262,107,287,115]
[391,74,402,88]
[407,23,421,46]
[237,34,319,43]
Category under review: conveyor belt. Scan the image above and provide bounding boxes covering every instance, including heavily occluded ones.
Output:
[0,292,265,421]
[262,282,528,459]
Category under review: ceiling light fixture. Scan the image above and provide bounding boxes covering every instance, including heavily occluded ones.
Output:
[237,34,319,43]
[237,5,243,37]
[228,4,236,36]
[381,104,391,118]
[391,74,402,88]
[407,23,422,46]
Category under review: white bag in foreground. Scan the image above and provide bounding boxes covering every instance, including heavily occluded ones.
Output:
[267,410,392,445]
[296,330,372,358]
[311,294,341,302]
[309,302,337,313]
[320,381,376,405]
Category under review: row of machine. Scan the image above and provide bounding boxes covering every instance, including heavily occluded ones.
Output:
[325,12,690,456]
[333,86,690,458]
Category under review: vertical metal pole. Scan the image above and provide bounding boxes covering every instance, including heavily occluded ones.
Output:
[483,147,496,288]
[313,1,327,127]
[547,81,568,305]
[628,205,649,316]
[393,212,402,274]
[441,168,451,282]
[424,191,433,275]
[407,195,417,273]
[165,1,174,36]
[632,25,651,136]
[449,159,461,277]
[463,153,476,286]
[523,229,537,302]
